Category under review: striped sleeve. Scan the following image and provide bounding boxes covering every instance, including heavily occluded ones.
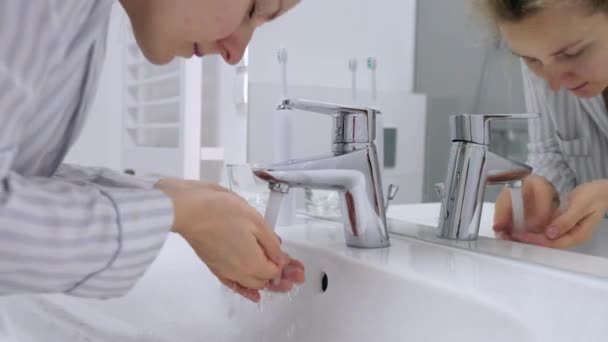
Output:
[54,164,162,190]
[52,165,175,298]
[0,167,173,299]
[0,0,173,299]
[521,63,577,197]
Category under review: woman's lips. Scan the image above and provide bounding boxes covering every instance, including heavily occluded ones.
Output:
[193,43,203,57]
[569,82,588,91]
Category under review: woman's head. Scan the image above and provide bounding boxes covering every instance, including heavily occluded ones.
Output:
[120,0,300,65]
[476,0,608,98]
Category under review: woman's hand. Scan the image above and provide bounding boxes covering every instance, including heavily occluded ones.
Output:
[216,257,306,302]
[493,174,559,240]
[155,179,304,302]
[510,180,608,249]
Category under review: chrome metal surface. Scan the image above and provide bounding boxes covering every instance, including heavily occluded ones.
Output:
[437,113,539,240]
[255,99,389,248]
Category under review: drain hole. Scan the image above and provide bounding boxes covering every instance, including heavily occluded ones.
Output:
[321,272,329,293]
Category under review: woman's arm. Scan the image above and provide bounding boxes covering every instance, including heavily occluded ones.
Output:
[0,0,173,299]
[0,157,174,299]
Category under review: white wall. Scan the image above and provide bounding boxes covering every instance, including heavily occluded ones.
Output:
[65,4,125,170]
[200,56,249,183]
[214,58,248,165]
[66,5,248,183]
[249,0,417,91]
[247,0,425,203]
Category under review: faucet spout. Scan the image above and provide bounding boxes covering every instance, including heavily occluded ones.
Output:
[253,148,389,248]
[253,98,391,248]
[485,151,532,183]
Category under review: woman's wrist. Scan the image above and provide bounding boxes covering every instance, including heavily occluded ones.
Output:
[154,179,182,234]
[598,179,608,209]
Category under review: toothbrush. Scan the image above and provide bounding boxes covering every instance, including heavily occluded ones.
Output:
[278,48,288,99]
[367,57,378,107]
[348,58,358,104]
[273,48,296,229]
[367,57,384,167]
[274,48,290,165]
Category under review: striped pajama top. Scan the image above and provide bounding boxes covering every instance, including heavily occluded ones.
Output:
[0,0,174,299]
[523,64,608,200]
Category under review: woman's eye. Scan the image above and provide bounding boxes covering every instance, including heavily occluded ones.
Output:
[523,57,541,66]
[248,2,256,19]
[561,48,585,61]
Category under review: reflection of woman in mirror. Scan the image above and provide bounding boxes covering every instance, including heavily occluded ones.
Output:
[477,0,608,248]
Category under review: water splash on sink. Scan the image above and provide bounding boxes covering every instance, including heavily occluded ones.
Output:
[257,284,301,312]
[219,237,305,341]
[291,284,300,297]
[221,281,305,341]
[286,284,300,302]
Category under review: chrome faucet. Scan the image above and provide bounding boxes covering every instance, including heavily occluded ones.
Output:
[253,99,396,249]
[436,113,539,240]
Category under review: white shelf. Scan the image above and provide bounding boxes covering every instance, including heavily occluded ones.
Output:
[126,123,180,130]
[128,72,180,87]
[127,97,180,109]
[122,146,185,179]
[121,20,202,180]
[200,147,224,161]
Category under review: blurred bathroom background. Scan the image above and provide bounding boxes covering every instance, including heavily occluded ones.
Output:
[67,0,528,207]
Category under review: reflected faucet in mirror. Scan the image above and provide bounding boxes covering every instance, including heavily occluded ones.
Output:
[436,113,540,241]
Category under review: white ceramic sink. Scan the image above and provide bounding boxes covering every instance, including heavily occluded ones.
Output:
[2,217,608,341]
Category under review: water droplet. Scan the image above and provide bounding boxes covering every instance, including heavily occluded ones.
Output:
[285,284,300,302]
[292,284,300,297]
[265,292,276,302]
[286,322,297,339]
[227,302,236,319]
[257,298,264,313]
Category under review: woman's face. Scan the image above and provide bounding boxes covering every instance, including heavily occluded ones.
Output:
[120,0,299,65]
[499,4,608,98]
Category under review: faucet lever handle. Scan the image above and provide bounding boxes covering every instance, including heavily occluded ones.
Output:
[384,184,400,215]
[277,99,378,117]
[278,99,381,146]
[434,182,450,220]
[451,113,540,145]
[434,182,445,199]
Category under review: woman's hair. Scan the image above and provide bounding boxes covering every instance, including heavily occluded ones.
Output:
[473,0,608,22]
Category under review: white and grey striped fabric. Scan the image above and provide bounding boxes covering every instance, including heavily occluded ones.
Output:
[522,63,608,200]
[0,0,173,299]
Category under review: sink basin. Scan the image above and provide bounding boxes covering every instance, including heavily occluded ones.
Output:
[2,218,608,341]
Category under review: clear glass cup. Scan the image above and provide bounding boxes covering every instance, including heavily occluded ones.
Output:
[225,164,269,213]
[304,189,342,219]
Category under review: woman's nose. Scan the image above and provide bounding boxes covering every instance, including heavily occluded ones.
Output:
[218,26,255,65]
[545,65,576,92]
[547,75,561,92]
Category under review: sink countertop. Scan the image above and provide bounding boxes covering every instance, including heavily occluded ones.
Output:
[388,202,608,278]
[2,214,608,341]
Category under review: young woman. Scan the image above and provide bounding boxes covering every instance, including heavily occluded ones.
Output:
[478,0,608,248]
[0,0,303,303]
